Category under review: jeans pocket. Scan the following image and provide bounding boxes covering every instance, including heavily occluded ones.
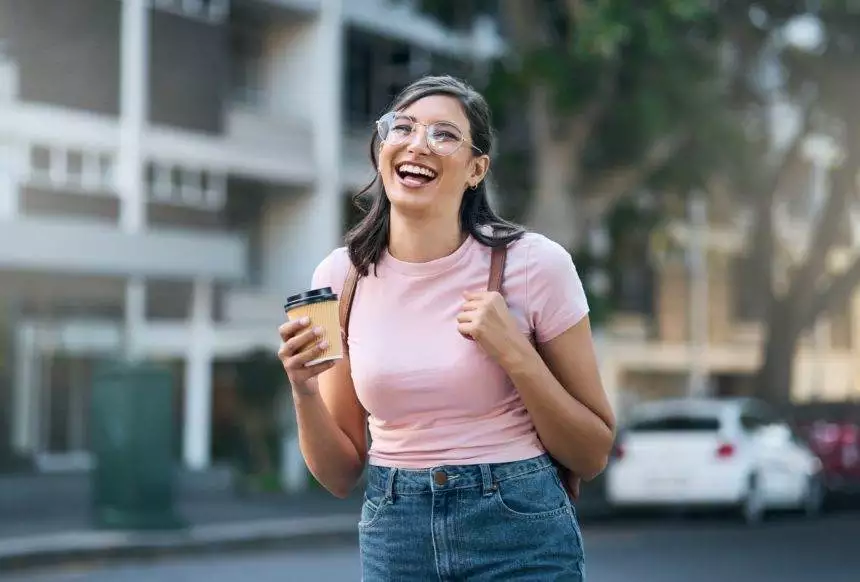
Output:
[493,466,573,521]
[358,485,389,528]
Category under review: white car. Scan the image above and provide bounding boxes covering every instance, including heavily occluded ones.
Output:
[605,397,824,523]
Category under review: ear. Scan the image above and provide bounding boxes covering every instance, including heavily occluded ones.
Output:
[469,154,490,188]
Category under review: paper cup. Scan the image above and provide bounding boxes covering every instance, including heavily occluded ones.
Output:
[284,287,343,366]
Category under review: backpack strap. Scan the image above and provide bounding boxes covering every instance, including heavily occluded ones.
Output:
[488,244,508,294]
[339,264,360,353]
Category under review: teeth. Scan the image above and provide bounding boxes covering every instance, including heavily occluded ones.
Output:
[398,163,437,179]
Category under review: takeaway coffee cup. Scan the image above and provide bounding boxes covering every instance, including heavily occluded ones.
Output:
[284,287,343,366]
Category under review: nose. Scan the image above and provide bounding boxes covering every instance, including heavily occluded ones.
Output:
[406,124,431,154]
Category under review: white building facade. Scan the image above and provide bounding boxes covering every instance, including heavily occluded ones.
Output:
[0,0,502,473]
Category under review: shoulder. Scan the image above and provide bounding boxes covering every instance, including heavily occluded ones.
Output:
[507,232,576,274]
[311,247,354,295]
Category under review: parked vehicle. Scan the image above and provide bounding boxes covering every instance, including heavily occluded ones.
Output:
[798,418,860,499]
[605,397,824,524]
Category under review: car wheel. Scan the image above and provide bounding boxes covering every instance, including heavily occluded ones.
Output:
[803,474,825,518]
[742,474,765,526]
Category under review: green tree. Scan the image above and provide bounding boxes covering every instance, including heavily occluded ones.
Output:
[712,1,860,410]
[403,1,743,327]
[408,1,732,247]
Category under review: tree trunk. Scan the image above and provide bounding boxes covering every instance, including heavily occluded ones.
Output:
[528,138,580,249]
[523,86,582,250]
[755,299,800,414]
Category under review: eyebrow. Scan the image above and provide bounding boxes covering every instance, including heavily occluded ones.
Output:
[394,113,462,127]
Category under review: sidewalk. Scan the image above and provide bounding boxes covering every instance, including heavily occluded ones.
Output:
[0,467,362,572]
[0,467,611,572]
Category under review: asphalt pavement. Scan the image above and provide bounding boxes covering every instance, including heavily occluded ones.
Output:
[6,511,858,582]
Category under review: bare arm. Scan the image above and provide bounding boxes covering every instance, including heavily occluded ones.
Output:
[294,357,367,498]
[279,320,368,498]
[458,294,615,480]
[504,316,615,480]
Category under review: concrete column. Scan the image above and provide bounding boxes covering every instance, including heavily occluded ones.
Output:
[0,161,16,220]
[118,0,149,233]
[183,278,214,470]
[313,0,344,248]
[12,325,39,455]
[260,0,344,296]
[124,277,146,361]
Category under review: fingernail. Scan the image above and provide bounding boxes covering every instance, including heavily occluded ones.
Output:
[300,317,310,325]
[319,340,329,350]
[314,326,324,336]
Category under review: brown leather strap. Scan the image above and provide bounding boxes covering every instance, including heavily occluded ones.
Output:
[339,264,360,351]
[487,245,508,293]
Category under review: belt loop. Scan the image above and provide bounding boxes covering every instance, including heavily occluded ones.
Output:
[479,464,496,496]
[384,468,397,503]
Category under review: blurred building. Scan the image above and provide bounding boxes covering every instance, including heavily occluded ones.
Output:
[598,125,860,420]
[0,0,502,473]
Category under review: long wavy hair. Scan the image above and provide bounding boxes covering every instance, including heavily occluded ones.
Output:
[345,75,526,276]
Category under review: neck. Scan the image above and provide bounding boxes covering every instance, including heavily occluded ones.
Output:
[388,209,466,263]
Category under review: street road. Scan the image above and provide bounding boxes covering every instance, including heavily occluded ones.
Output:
[7,512,860,581]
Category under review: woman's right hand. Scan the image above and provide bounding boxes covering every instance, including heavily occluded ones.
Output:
[278,317,337,395]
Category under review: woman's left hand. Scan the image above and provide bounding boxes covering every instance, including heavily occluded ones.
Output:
[457,291,526,363]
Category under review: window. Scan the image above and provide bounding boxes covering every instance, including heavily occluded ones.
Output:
[344,28,475,128]
[345,29,415,127]
[229,9,267,108]
[153,0,229,24]
[628,415,721,432]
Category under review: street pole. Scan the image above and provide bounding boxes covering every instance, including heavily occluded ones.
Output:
[687,190,709,398]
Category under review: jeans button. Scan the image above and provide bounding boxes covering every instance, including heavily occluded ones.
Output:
[433,470,448,486]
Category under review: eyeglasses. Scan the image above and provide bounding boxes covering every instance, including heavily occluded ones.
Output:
[376,112,482,157]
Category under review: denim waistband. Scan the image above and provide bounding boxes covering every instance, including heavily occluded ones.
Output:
[365,454,556,497]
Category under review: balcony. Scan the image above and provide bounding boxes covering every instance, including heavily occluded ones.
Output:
[344,0,504,59]
[148,105,315,185]
[0,217,247,281]
[0,100,315,186]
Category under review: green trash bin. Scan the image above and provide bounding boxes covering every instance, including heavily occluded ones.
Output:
[90,360,184,530]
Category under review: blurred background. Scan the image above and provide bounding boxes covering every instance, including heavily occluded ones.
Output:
[0,0,859,580]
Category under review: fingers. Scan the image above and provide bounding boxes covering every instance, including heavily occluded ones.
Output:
[282,337,330,369]
[456,311,474,324]
[278,317,310,341]
[463,290,488,300]
[284,326,324,356]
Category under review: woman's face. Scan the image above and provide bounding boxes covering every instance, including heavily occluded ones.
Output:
[377,95,489,219]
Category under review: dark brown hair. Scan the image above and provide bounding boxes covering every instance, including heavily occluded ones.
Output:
[345,75,525,276]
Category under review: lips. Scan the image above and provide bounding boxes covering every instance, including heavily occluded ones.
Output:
[395,162,438,188]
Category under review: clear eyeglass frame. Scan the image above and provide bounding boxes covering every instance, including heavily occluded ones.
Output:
[375,111,482,157]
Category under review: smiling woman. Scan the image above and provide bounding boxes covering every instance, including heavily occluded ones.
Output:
[345,75,523,276]
[278,75,614,581]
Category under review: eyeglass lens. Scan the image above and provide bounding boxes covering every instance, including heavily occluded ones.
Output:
[377,114,465,156]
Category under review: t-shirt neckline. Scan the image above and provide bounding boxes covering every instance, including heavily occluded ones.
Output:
[381,235,476,277]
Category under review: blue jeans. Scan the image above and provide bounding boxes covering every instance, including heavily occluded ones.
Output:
[359,454,586,581]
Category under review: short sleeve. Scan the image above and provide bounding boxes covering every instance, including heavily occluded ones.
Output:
[527,235,590,344]
[311,247,350,296]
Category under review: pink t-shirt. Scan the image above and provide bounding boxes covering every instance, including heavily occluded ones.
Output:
[311,232,589,469]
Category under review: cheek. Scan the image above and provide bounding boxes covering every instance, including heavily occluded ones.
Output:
[377,146,394,174]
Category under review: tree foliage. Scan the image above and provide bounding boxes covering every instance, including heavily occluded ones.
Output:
[407,1,740,232]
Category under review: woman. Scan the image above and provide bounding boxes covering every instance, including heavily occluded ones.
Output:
[278,75,615,581]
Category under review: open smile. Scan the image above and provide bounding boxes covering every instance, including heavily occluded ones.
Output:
[395,162,438,188]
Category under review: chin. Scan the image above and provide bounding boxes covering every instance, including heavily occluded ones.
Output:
[387,190,436,215]
[385,180,440,213]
